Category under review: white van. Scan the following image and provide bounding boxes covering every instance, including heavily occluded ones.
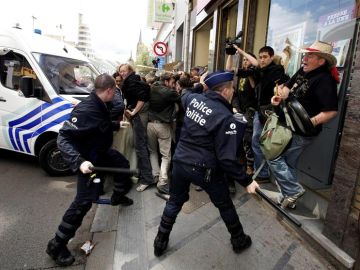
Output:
[0,28,99,175]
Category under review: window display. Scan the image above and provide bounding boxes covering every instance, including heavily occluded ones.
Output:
[267,0,356,76]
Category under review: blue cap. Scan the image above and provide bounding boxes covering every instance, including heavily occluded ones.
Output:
[204,71,234,89]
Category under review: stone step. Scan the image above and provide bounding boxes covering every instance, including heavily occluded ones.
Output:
[259,184,355,269]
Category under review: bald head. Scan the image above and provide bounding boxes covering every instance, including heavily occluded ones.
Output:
[94,74,116,93]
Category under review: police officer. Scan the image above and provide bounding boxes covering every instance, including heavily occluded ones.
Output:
[153,71,259,257]
[46,74,133,266]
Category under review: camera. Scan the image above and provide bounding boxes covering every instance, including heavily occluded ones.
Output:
[225,31,243,55]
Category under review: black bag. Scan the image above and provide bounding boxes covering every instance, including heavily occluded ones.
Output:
[286,96,317,136]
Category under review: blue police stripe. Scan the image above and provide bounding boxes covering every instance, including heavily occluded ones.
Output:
[13,103,72,151]
[22,113,71,153]
[8,97,63,126]
[8,97,71,153]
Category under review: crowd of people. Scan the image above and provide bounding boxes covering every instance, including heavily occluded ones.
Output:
[46,40,339,267]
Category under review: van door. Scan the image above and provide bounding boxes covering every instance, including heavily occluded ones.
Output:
[0,50,47,154]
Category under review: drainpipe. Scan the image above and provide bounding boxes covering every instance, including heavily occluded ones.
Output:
[183,0,191,72]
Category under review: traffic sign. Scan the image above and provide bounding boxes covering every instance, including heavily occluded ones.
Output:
[153,41,168,56]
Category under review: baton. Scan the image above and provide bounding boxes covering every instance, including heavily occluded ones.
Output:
[89,166,139,175]
[255,188,302,227]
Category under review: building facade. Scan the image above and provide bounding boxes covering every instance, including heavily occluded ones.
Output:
[152,0,360,268]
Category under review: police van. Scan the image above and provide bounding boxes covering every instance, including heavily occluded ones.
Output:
[0,28,99,175]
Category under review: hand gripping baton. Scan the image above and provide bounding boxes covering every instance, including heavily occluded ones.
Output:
[89,166,139,175]
[255,188,302,227]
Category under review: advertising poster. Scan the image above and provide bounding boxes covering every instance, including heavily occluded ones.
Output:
[270,22,306,76]
[331,39,351,67]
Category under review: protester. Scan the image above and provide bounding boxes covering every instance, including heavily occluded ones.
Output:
[233,45,289,182]
[153,70,259,257]
[109,72,125,120]
[270,40,338,209]
[147,74,180,194]
[119,64,155,192]
[226,51,258,193]
[46,74,133,266]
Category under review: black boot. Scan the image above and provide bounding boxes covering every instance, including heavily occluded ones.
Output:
[46,238,75,267]
[226,221,252,253]
[153,230,169,257]
[231,234,252,253]
[111,193,133,206]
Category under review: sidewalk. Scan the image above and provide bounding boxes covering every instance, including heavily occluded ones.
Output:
[85,184,336,270]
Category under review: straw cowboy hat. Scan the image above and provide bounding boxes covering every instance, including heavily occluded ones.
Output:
[299,40,337,67]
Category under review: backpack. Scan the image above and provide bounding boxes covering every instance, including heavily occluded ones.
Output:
[252,104,294,180]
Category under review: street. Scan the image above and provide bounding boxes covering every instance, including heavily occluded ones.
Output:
[0,149,95,270]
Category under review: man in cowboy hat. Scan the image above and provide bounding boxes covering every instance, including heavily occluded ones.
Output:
[271,40,339,209]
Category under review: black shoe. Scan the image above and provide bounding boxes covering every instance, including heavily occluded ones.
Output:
[154,230,170,257]
[231,234,252,253]
[157,183,169,195]
[111,194,133,206]
[46,238,75,267]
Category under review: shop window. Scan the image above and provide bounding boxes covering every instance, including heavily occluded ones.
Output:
[267,0,356,76]
[217,2,239,69]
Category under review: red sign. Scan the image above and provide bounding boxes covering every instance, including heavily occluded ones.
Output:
[153,41,168,56]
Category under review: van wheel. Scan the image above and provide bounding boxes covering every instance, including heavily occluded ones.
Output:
[39,139,72,176]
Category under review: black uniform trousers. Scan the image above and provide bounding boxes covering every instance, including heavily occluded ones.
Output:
[158,161,244,236]
[55,149,132,244]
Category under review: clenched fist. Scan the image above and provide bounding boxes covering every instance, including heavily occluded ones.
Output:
[246,180,260,194]
[79,161,94,174]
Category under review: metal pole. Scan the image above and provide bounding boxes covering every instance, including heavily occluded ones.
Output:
[32,16,37,31]
[256,189,302,227]
[183,0,191,72]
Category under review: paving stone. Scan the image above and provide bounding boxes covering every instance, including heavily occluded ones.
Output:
[88,185,336,270]
[91,204,119,233]
[86,232,116,270]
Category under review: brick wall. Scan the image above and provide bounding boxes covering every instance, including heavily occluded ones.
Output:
[323,23,360,260]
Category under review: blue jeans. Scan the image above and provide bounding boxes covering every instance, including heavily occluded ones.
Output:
[268,134,314,197]
[252,112,269,178]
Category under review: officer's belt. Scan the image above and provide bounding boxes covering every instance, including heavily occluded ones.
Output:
[180,140,214,153]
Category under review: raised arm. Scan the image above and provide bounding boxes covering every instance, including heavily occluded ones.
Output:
[225,54,235,71]
[233,45,258,67]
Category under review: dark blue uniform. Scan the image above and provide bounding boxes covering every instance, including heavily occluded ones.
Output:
[155,86,253,254]
[54,92,132,245]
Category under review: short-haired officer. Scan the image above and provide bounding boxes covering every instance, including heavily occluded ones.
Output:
[46,74,133,266]
[153,71,259,257]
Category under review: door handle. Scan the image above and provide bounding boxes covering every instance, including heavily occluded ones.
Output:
[0,97,6,102]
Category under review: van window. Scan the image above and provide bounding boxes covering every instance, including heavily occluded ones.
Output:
[0,51,43,95]
[33,53,97,95]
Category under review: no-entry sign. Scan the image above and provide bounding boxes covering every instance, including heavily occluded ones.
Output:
[153,41,168,56]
